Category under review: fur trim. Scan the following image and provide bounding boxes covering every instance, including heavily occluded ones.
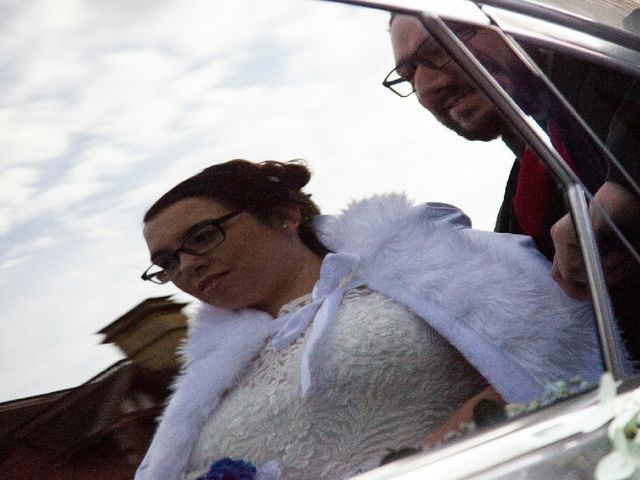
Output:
[136,193,619,480]
[318,194,606,401]
[135,305,277,480]
[313,194,471,255]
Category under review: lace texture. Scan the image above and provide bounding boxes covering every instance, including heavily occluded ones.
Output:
[184,288,487,480]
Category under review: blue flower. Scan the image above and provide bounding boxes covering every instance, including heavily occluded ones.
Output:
[198,457,257,480]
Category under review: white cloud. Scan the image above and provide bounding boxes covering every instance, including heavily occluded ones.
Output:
[0,165,40,201]
[36,180,108,210]
[0,236,58,287]
[0,166,41,235]
[0,112,72,167]
[66,145,143,184]
[4,235,57,259]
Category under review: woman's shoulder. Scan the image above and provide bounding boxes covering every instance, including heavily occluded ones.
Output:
[313,193,472,257]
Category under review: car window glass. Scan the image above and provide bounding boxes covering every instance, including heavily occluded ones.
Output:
[509,36,640,361]
[445,18,640,370]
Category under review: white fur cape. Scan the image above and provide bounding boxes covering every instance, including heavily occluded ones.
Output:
[135,194,609,480]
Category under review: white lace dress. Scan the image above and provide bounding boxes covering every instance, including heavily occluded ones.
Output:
[183,287,487,480]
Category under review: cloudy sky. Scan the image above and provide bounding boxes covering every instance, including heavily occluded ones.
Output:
[0,0,514,402]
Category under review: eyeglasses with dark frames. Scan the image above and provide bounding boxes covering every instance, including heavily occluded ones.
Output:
[141,211,242,284]
[383,24,477,98]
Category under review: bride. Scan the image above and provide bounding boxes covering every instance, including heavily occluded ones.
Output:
[136,159,605,480]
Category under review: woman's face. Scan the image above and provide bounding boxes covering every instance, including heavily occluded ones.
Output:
[143,197,303,314]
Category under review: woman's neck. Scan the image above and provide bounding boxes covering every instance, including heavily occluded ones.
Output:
[260,247,323,318]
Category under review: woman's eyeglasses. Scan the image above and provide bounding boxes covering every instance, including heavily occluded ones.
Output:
[141,211,241,284]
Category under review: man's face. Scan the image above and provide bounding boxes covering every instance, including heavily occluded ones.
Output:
[390,15,508,142]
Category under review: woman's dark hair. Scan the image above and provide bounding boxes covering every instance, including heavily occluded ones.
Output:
[144,159,329,257]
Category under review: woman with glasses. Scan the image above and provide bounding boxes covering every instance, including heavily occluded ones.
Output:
[136,159,607,480]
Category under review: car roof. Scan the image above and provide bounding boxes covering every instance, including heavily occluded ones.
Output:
[350,0,640,31]
[514,0,640,31]
[334,0,640,75]
[337,0,640,37]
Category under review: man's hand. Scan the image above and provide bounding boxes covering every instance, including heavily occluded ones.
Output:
[551,181,640,300]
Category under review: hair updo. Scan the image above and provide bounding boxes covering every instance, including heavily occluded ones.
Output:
[143,159,329,257]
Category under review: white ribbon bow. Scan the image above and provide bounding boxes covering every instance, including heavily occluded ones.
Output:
[272,252,364,395]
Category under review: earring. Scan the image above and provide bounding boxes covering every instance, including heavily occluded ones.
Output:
[281,222,289,229]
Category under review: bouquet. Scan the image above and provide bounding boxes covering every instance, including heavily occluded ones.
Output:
[196,457,280,480]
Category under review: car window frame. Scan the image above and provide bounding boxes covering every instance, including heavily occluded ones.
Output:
[397,9,627,377]
[325,1,640,476]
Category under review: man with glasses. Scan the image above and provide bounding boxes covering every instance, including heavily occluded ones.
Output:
[386,16,511,143]
[388,14,580,263]
[386,14,640,364]
[386,14,562,255]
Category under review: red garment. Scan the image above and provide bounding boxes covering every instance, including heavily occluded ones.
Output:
[513,121,575,240]
[513,147,552,239]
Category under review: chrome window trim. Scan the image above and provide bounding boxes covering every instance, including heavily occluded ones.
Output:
[354,375,640,479]
[327,0,640,75]
[476,0,640,51]
[328,0,640,49]
[351,384,622,479]
[323,0,491,24]
[482,6,640,77]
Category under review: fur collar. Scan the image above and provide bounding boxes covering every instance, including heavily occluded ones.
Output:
[136,193,612,480]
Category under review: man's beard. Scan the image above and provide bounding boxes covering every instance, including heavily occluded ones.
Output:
[434,104,507,142]
[428,52,515,142]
